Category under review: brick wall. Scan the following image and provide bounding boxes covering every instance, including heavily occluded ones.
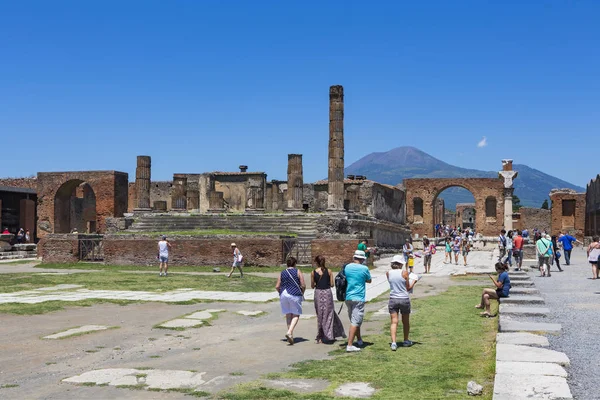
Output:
[38,235,79,263]
[103,236,283,266]
[0,178,37,190]
[550,190,586,240]
[311,239,361,268]
[517,207,551,233]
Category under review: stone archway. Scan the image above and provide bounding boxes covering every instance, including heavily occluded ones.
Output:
[37,171,129,238]
[404,178,505,237]
[54,180,97,234]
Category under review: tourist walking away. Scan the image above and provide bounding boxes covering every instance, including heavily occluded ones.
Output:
[16,228,24,243]
[452,235,461,265]
[387,255,417,350]
[505,231,514,267]
[357,239,370,265]
[461,236,470,266]
[345,250,372,352]
[498,229,507,262]
[158,235,172,277]
[444,237,452,263]
[550,235,563,272]
[228,243,244,278]
[275,257,306,345]
[311,255,346,343]
[558,232,582,266]
[536,234,553,277]
[513,230,524,270]
[475,262,510,317]
[422,236,435,274]
[587,236,600,280]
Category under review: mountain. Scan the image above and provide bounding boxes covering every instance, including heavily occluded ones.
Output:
[345,146,585,210]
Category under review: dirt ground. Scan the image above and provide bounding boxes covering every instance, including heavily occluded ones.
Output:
[0,262,482,399]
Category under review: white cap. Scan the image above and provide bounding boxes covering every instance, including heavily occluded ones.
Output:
[391,254,406,264]
[231,243,236,247]
[353,250,366,259]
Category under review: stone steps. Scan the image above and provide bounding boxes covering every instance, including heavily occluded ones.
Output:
[0,253,37,261]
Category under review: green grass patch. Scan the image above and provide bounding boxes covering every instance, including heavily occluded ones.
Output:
[149,355,161,359]
[0,299,138,315]
[223,286,497,399]
[134,367,155,370]
[45,362,57,365]
[1,270,275,293]
[0,384,19,389]
[114,229,297,237]
[230,372,244,376]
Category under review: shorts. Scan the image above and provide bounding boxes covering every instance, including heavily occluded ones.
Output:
[496,289,508,298]
[345,300,365,326]
[462,250,469,256]
[423,255,432,267]
[280,289,303,315]
[453,249,460,254]
[159,255,168,263]
[388,298,411,315]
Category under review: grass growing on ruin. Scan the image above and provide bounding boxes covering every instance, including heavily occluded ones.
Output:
[35,263,351,273]
[113,229,297,237]
[0,271,275,294]
[222,286,497,400]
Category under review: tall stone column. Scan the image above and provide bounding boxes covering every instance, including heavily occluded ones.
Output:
[327,85,345,211]
[135,156,151,210]
[286,154,303,210]
[499,159,518,230]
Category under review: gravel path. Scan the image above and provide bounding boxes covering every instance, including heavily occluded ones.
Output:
[531,247,600,399]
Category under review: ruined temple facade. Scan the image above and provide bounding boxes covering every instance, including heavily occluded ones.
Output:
[550,188,586,239]
[586,175,600,237]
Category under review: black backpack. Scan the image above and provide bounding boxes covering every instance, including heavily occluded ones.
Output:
[335,264,348,302]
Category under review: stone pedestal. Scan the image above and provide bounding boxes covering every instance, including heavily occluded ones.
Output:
[0,234,14,252]
[134,156,152,211]
[327,85,345,211]
[499,160,518,231]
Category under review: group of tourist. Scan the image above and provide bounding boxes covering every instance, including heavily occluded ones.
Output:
[1,227,31,243]
[435,224,477,239]
[443,231,473,266]
[275,249,416,352]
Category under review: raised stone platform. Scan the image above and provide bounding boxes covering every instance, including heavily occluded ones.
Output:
[496,344,570,365]
[496,333,549,347]
[499,317,562,333]
[493,374,572,399]
[499,296,545,305]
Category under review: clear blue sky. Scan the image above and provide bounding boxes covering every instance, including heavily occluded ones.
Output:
[1,1,598,187]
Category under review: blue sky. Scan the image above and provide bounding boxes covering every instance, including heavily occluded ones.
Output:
[1,1,598,187]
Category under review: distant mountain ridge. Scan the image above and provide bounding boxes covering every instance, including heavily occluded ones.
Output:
[345,146,584,210]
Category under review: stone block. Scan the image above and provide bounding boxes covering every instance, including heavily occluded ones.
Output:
[159,319,204,329]
[496,344,570,365]
[499,305,550,317]
[496,362,567,377]
[493,374,572,399]
[499,317,561,333]
[499,296,545,305]
[496,333,549,347]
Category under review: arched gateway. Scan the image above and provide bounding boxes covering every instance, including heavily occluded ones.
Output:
[404,178,506,237]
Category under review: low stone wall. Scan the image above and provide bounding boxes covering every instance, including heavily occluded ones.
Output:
[38,235,79,263]
[103,236,283,267]
[310,239,362,268]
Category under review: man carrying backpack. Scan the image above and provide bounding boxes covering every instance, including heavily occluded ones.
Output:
[344,250,372,352]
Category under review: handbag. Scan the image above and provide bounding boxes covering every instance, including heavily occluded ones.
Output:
[555,250,561,258]
[285,269,305,300]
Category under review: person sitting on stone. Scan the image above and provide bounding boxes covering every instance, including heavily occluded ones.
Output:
[2,227,10,235]
[475,262,510,317]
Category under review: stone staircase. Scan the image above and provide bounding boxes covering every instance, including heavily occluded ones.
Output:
[0,244,38,261]
[128,213,321,263]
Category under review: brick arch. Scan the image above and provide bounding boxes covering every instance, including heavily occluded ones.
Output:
[53,179,97,234]
[404,178,505,237]
[37,171,129,238]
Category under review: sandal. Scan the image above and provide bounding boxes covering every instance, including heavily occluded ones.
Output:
[475,305,483,309]
[480,312,495,318]
[285,333,294,345]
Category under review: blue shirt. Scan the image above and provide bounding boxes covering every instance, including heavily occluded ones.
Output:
[558,235,576,251]
[345,263,371,302]
[498,271,511,297]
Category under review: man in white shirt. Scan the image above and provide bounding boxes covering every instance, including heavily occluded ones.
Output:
[158,235,172,277]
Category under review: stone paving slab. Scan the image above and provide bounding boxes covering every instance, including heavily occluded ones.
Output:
[496,362,568,377]
[496,344,570,365]
[43,325,112,339]
[499,296,545,305]
[158,319,204,329]
[496,333,549,347]
[63,368,209,391]
[335,382,376,398]
[493,374,572,399]
[511,280,534,287]
[236,310,264,316]
[499,317,562,333]
[184,311,215,320]
[507,276,532,281]
[261,379,330,393]
[499,305,550,317]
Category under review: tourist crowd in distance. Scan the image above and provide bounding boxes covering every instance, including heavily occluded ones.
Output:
[1,227,31,243]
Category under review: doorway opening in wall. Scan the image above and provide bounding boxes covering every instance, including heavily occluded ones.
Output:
[54,180,97,234]
[432,186,476,237]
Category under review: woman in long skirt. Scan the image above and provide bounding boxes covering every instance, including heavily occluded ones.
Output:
[311,255,346,343]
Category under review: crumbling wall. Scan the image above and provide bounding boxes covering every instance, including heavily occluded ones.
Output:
[0,178,37,190]
[517,207,551,233]
[550,189,585,239]
[586,175,600,236]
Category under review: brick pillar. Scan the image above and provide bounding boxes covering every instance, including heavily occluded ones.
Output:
[327,85,345,211]
[286,154,303,210]
[135,156,151,210]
